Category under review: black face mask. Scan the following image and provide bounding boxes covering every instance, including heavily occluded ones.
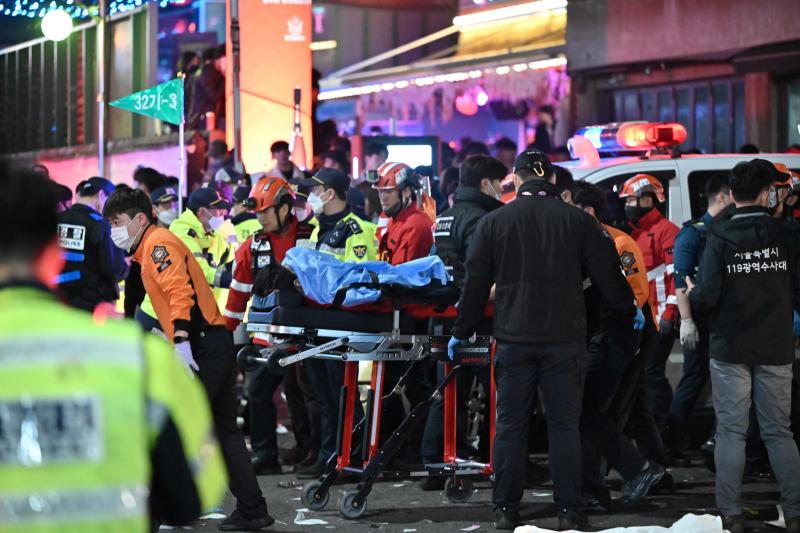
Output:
[625,205,652,225]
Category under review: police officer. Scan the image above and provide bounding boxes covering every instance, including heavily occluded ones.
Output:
[0,163,227,532]
[103,187,274,531]
[668,174,731,458]
[687,159,800,533]
[296,168,378,478]
[451,151,635,531]
[420,155,505,477]
[56,177,128,312]
[230,185,262,245]
[151,185,179,228]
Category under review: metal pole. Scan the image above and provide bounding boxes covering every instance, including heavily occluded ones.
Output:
[231,0,243,169]
[179,118,186,213]
[97,0,107,176]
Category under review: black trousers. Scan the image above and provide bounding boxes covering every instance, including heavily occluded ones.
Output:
[379,360,434,461]
[667,322,710,444]
[644,326,677,429]
[493,340,586,512]
[581,330,647,495]
[193,326,268,517]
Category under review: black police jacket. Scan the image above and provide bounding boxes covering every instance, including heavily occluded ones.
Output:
[453,179,635,344]
[57,203,128,311]
[434,186,504,286]
[690,206,800,366]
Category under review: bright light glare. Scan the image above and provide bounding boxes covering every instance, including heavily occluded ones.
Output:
[41,10,73,41]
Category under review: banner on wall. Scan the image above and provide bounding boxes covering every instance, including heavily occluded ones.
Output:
[226,0,313,174]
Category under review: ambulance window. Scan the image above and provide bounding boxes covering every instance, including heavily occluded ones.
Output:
[688,171,729,220]
[594,170,675,230]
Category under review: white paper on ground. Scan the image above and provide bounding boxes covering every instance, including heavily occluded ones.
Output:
[461,525,481,531]
[402,529,417,532]
[294,508,329,526]
[198,512,226,520]
[765,504,786,528]
[513,513,723,533]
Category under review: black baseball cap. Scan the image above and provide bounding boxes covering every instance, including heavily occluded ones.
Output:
[150,185,178,205]
[76,176,115,197]
[233,185,251,204]
[513,150,555,179]
[299,167,350,196]
[188,187,232,210]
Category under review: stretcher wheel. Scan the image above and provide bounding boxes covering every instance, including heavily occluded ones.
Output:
[338,489,366,519]
[236,345,262,373]
[302,480,329,511]
[267,349,290,376]
[445,477,474,503]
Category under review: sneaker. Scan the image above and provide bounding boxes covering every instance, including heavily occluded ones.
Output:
[295,459,324,480]
[252,457,282,476]
[721,514,744,533]
[622,462,665,504]
[218,509,275,531]
[280,446,308,466]
[493,507,519,530]
[581,491,612,513]
[558,508,589,531]
[650,471,676,495]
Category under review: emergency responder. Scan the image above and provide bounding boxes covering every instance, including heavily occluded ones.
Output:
[772,163,796,219]
[0,163,227,532]
[570,181,665,509]
[224,177,317,476]
[668,174,731,459]
[230,185,262,244]
[421,154,505,477]
[103,187,273,531]
[56,177,128,312]
[687,159,800,533]
[451,151,635,531]
[372,162,435,265]
[294,167,378,478]
[620,174,681,429]
[151,185,179,228]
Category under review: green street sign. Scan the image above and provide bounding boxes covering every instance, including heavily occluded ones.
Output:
[110,78,184,126]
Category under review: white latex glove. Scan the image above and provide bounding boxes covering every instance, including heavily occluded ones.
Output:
[679,318,699,351]
[175,341,200,374]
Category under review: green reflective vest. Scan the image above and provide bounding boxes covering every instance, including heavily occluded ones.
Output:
[0,286,227,532]
[310,212,378,262]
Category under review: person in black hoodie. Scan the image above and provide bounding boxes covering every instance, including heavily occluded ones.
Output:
[688,159,800,533]
[420,155,506,482]
[451,150,635,531]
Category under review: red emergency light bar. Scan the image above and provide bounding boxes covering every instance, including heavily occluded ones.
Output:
[574,122,687,153]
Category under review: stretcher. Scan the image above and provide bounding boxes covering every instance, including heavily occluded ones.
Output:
[237,283,495,519]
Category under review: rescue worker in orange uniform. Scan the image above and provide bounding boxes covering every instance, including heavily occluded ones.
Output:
[103,187,273,532]
[620,174,681,430]
[569,180,664,509]
[371,162,434,265]
[224,177,318,477]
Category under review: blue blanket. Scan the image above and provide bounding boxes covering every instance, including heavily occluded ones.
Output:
[282,247,449,307]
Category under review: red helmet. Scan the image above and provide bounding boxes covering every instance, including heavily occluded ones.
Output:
[619,174,666,203]
[248,177,294,212]
[370,162,421,191]
[774,163,794,188]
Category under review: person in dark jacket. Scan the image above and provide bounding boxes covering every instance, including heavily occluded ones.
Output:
[56,177,128,311]
[420,155,505,479]
[451,150,636,531]
[188,47,224,130]
[687,159,800,533]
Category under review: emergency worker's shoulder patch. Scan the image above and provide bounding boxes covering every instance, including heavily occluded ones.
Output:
[353,245,367,259]
[620,251,638,276]
[151,245,169,264]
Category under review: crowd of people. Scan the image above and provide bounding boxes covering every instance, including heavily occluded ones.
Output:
[2,136,800,533]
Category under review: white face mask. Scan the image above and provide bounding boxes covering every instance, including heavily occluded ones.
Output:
[111,218,141,252]
[208,215,225,232]
[157,208,178,227]
[307,192,326,215]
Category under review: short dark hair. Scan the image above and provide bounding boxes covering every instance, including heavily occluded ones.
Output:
[495,137,517,152]
[729,161,771,203]
[270,140,289,154]
[705,173,730,200]
[133,167,166,194]
[201,47,216,63]
[459,155,507,188]
[323,150,349,173]
[365,142,388,159]
[571,181,607,217]
[738,143,759,154]
[103,187,154,223]
[0,161,59,262]
[552,166,574,195]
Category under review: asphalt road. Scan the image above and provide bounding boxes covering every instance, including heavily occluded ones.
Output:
[173,449,787,533]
